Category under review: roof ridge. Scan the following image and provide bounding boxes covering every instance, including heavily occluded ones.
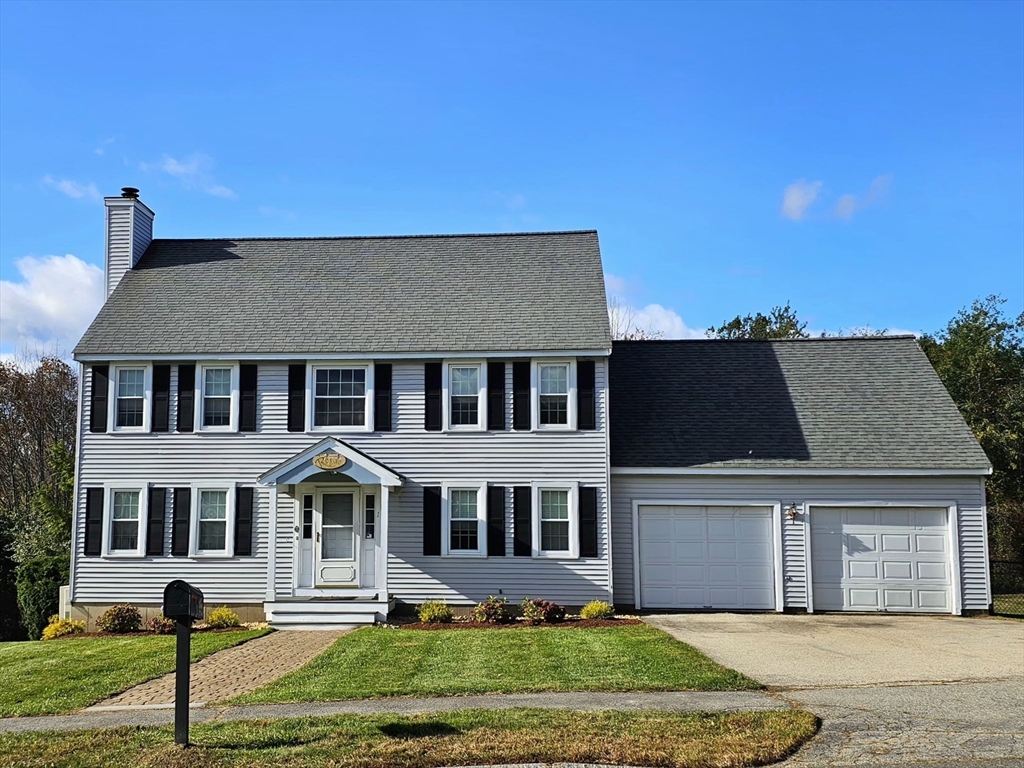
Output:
[613,335,919,344]
[149,230,598,243]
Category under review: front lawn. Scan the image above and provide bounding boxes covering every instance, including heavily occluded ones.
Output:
[0,708,818,768]
[234,624,757,705]
[0,629,269,717]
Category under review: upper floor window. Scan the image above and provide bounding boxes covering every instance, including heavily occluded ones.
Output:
[115,368,146,428]
[538,364,569,426]
[196,364,239,432]
[444,361,486,430]
[314,368,366,427]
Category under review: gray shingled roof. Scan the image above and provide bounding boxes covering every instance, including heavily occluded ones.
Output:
[610,337,990,471]
[75,231,611,356]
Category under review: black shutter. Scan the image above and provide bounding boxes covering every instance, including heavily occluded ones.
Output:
[423,486,441,556]
[577,360,596,431]
[512,361,531,430]
[239,364,258,432]
[177,364,195,432]
[487,362,505,431]
[513,486,532,556]
[146,488,166,556]
[487,485,506,557]
[235,487,254,557]
[374,363,392,432]
[424,363,442,431]
[288,364,306,432]
[83,488,104,556]
[89,365,109,433]
[152,365,171,433]
[172,487,191,556]
[579,486,598,558]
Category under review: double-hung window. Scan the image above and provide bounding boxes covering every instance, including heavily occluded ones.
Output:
[532,483,578,558]
[196,364,239,431]
[309,364,372,430]
[444,362,485,430]
[191,486,234,556]
[442,484,486,556]
[111,491,140,552]
[110,365,151,431]
[538,364,569,426]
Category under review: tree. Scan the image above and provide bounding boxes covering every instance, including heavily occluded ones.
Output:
[920,296,1024,562]
[608,297,665,340]
[707,301,809,340]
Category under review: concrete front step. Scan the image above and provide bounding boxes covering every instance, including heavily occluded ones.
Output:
[265,599,388,629]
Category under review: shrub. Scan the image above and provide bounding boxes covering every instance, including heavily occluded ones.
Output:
[41,614,85,640]
[471,596,513,624]
[96,603,142,633]
[15,555,69,640]
[417,600,454,624]
[520,597,566,625]
[147,614,175,634]
[206,606,241,629]
[579,600,615,620]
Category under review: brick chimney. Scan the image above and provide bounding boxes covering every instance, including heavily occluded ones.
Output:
[103,187,154,299]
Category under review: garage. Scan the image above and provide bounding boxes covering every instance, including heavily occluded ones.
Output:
[810,507,954,613]
[637,504,777,610]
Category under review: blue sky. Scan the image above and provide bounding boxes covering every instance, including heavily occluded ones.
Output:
[1,1,1021,354]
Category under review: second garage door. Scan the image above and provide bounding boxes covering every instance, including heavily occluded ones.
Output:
[637,505,776,610]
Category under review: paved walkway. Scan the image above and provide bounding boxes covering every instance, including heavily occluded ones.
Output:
[0,690,784,734]
[88,629,346,709]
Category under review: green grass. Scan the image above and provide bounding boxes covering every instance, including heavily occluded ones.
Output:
[234,624,757,705]
[993,593,1024,618]
[0,629,269,717]
[0,708,819,768]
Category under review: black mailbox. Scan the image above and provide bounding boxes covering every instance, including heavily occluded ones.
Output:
[163,580,204,622]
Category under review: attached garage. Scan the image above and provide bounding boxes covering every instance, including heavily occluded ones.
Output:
[809,506,956,613]
[636,504,780,610]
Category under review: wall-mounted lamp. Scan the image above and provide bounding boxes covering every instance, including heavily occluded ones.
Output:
[784,504,800,523]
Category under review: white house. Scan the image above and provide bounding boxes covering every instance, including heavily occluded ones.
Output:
[67,188,992,628]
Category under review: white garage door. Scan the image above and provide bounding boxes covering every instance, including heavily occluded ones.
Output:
[637,505,776,610]
[811,507,952,613]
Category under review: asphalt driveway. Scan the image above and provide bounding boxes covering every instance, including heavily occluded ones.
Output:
[645,613,1024,767]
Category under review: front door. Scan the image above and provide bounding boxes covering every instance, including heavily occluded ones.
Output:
[315,491,360,587]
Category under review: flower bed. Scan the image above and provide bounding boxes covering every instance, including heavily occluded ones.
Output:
[393,617,641,630]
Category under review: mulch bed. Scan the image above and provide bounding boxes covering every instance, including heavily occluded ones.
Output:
[54,627,255,640]
[392,618,643,630]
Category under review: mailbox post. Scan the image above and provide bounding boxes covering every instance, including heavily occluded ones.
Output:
[163,580,204,746]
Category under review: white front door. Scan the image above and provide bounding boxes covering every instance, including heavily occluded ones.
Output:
[315,490,360,587]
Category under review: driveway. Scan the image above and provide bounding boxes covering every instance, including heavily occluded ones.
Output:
[645,613,1024,767]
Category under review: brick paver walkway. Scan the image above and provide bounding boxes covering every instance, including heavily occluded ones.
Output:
[88,630,346,709]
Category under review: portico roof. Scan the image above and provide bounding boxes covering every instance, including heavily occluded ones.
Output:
[258,437,403,487]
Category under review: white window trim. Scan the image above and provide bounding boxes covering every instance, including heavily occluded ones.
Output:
[442,360,487,432]
[306,362,374,433]
[531,359,576,431]
[108,363,152,433]
[101,483,148,557]
[531,481,579,559]
[195,362,240,433]
[189,483,236,558]
[441,481,488,557]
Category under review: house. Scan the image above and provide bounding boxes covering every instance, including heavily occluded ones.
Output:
[66,188,992,628]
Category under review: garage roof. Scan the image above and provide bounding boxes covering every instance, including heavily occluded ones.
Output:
[609,336,990,472]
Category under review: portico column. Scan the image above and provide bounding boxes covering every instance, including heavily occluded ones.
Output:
[379,485,390,598]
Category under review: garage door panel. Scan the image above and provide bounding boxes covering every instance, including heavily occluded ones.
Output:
[638,505,776,610]
[812,507,952,614]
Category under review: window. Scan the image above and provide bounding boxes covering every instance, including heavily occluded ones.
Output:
[115,369,146,427]
[365,494,376,540]
[442,484,486,556]
[444,361,486,430]
[314,368,366,427]
[531,483,578,558]
[538,364,569,426]
[110,491,140,551]
[198,490,228,552]
[196,364,238,431]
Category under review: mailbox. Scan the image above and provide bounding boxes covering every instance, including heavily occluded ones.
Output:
[163,580,204,622]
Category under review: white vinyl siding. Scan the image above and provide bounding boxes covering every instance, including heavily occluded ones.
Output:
[611,474,989,613]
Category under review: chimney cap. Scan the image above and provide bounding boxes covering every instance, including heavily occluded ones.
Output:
[121,187,140,199]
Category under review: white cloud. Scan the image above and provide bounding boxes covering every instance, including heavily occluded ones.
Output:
[94,137,115,156]
[781,179,822,221]
[0,254,103,353]
[42,175,101,202]
[833,174,893,220]
[604,272,629,298]
[206,185,237,199]
[141,153,236,199]
[630,303,704,339]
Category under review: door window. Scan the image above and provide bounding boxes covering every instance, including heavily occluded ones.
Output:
[321,493,354,560]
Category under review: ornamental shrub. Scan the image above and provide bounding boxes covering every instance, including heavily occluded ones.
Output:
[520,597,566,625]
[41,614,85,640]
[97,603,142,633]
[206,606,241,629]
[15,555,69,640]
[147,614,175,634]
[579,600,615,620]
[471,596,512,624]
[417,600,454,624]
